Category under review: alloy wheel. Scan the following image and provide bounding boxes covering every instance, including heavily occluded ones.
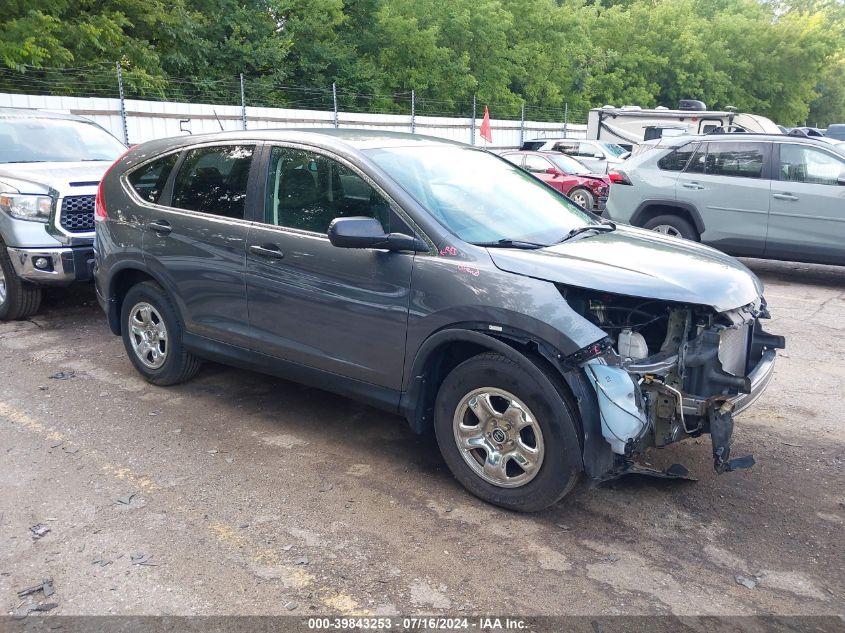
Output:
[651,224,683,238]
[452,387,545,488]
[128,302,168,369]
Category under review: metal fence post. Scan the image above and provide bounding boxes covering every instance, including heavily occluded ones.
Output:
[116,62,129,146]
[471,94,476,146]
[520,101,526,147]
[410,90,416,134]
[240,73,247,130]
[563,102,569,137]
[332,82,339,128]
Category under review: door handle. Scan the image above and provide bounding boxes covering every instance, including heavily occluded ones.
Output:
[249,244,285,259]
[773,193,798,201]
[146,220,172,235]
[682,182,704,190]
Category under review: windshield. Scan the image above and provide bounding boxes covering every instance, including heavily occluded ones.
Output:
[0,117,125,164]
[365,145,597,245]
[600,142,629,158]
[548,154,591,175]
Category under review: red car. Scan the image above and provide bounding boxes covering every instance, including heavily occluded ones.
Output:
[500,150,611,211]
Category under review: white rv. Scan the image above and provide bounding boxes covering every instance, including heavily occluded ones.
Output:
[587,100,782,146]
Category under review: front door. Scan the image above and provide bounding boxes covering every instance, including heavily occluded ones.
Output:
[766,142,845,265]
[142,143,258,347]
[245,145,416,389]
[675,140,772,256]
[523,154,564,192]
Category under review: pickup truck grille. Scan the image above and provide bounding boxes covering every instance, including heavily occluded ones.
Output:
[60,195,96,233]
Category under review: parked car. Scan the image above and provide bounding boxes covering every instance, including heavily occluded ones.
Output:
[606,133,845,266]
[520,138,630,173]
[95,129,782,511]
[500,150,611,210]
[0,107,126,320]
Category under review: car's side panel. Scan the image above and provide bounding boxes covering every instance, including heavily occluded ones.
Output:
[402,250,608,394]
[765,142,845,265]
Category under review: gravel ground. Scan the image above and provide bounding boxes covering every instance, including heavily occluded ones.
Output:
[1,258,843,618]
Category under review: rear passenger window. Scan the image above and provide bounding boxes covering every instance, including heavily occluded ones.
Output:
[685,142,765,178]
[127,154,178,203]
[171,145,254,218]
[657,145,697,171]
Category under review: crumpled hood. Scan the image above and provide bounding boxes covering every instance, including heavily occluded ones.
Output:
[0,161,111,195]
[488,225,763,312]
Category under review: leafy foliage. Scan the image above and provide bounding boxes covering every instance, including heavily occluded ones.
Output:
[1,0,844,125]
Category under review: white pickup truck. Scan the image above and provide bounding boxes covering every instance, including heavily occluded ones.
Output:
[0,107,125,320]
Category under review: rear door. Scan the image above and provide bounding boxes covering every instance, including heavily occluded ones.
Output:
[766,142,845,264]
[142,143,259,347]
[245,144,416,389]
[675,140,772,256]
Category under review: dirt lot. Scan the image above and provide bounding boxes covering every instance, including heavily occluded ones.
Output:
[1,258,844,618]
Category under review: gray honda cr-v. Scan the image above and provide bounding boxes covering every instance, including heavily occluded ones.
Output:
[94,129,784,511]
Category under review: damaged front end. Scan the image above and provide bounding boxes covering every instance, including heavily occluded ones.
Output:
[563,288,785,481]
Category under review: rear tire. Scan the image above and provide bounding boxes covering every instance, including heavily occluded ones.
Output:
[643,214,698,240]
[0,241,42,321]
[433,352,582,512]
[120,281,201,385]
[568,187,595,210]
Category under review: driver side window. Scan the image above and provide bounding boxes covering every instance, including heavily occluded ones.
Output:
[266,147,390,233]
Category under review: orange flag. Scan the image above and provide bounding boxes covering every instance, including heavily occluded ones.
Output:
[480,105,492,143]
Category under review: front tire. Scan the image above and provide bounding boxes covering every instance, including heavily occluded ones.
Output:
[568,188,595,210]
[120,281,201,385]
[433,352,582,512]
[0,241,42,321]
[643,214,699,240]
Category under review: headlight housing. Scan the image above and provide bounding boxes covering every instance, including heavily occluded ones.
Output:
[0,194,54,223]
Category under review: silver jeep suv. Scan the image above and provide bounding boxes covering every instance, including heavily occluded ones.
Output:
[0,107,125,319]
[606,133,845,265]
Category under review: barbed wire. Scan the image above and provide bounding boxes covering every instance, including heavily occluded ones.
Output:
[0,65,589,124]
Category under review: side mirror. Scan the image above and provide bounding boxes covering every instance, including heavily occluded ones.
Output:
[545,167,559,175]
[592,153,606,159]
[328,217,428,252]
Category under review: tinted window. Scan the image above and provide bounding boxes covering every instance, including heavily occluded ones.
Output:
[171,145,254,218]
[779,144,845,185]
[657,144,697,171]
[685,142,765,178]
[266,147,390,234]
[553,142,578,155]
[127,154,178,203]
[524,155,552,173]
[521,141,544,151]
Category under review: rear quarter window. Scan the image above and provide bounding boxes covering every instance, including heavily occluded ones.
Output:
[127,154,179,204]
[657,145,697,171]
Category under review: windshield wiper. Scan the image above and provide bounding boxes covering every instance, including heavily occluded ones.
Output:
[557,222,616,244]
[472,238,547,250]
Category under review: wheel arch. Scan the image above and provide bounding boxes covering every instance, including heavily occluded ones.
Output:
[630,199,705,235]
[104,264,161,335]
[400,326,579,435]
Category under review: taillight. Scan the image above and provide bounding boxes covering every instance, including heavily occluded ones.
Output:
[94,179,107,223]
[609,170,632,185]
[94,147,131,224]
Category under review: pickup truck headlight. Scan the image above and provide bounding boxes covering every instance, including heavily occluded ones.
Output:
[0,194,54,223]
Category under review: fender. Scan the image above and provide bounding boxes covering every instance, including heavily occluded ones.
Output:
[102,260,171,335]
[630,199,706,235]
